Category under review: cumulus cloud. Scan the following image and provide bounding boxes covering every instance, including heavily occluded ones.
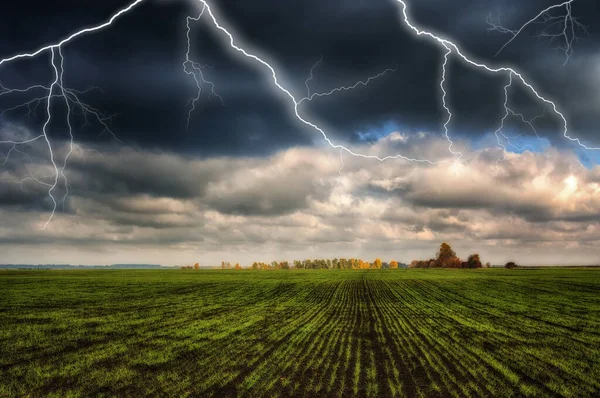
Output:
[1,130,600,266]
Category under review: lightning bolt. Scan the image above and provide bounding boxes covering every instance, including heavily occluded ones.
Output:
[304,55,323,99]
[183,4,223,128]
[439,46,462,161]
[493,74,513,172]
[488,0,588,64]
[298,57,400,191]
[189,0,444,165]
[299,66,398,104]
[504,108,546,143]
[0,0,145,227]
[57,48,74,214]
[192,0,598,163]
[0,1,145,66]
[0,0,596,228]
[298,55,397,105]
[389,0,599,159]
[0,86,118,138]
[493,74,548,173]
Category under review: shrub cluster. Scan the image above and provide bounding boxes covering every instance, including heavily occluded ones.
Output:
[410,243,487,269]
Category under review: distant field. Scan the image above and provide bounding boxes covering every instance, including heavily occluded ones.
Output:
[1,269,599,397]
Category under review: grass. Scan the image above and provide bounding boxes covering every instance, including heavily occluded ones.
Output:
[1,268,599,397]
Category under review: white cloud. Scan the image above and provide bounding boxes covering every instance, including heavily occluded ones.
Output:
[2,133,600,266]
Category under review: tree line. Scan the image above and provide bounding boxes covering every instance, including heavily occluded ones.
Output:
[250,258,406,270]
[180,242,520,269]
[180,259,408,270]
[181,262,243,270]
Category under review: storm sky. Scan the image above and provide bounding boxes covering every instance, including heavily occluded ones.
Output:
[1,0,600,265]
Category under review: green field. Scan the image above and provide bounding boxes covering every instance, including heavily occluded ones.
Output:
[1,269,599,397]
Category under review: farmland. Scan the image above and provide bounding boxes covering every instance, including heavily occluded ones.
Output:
[1,269,599,397]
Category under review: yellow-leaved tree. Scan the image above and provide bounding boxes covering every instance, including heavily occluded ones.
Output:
[436,242,460,268]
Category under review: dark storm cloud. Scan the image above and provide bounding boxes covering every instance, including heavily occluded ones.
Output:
[2,0,598,158]
[0,141,336,229]
[203,0,600,148]
[64,146,332,218]
[0,0,313,156]
[0,181,59,212]
[67,148,216,198]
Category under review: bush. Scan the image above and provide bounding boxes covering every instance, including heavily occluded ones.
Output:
[505,261,518,269]
[467,254,482,269]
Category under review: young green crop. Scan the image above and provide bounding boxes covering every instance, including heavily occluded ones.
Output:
[1,268,599,397]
